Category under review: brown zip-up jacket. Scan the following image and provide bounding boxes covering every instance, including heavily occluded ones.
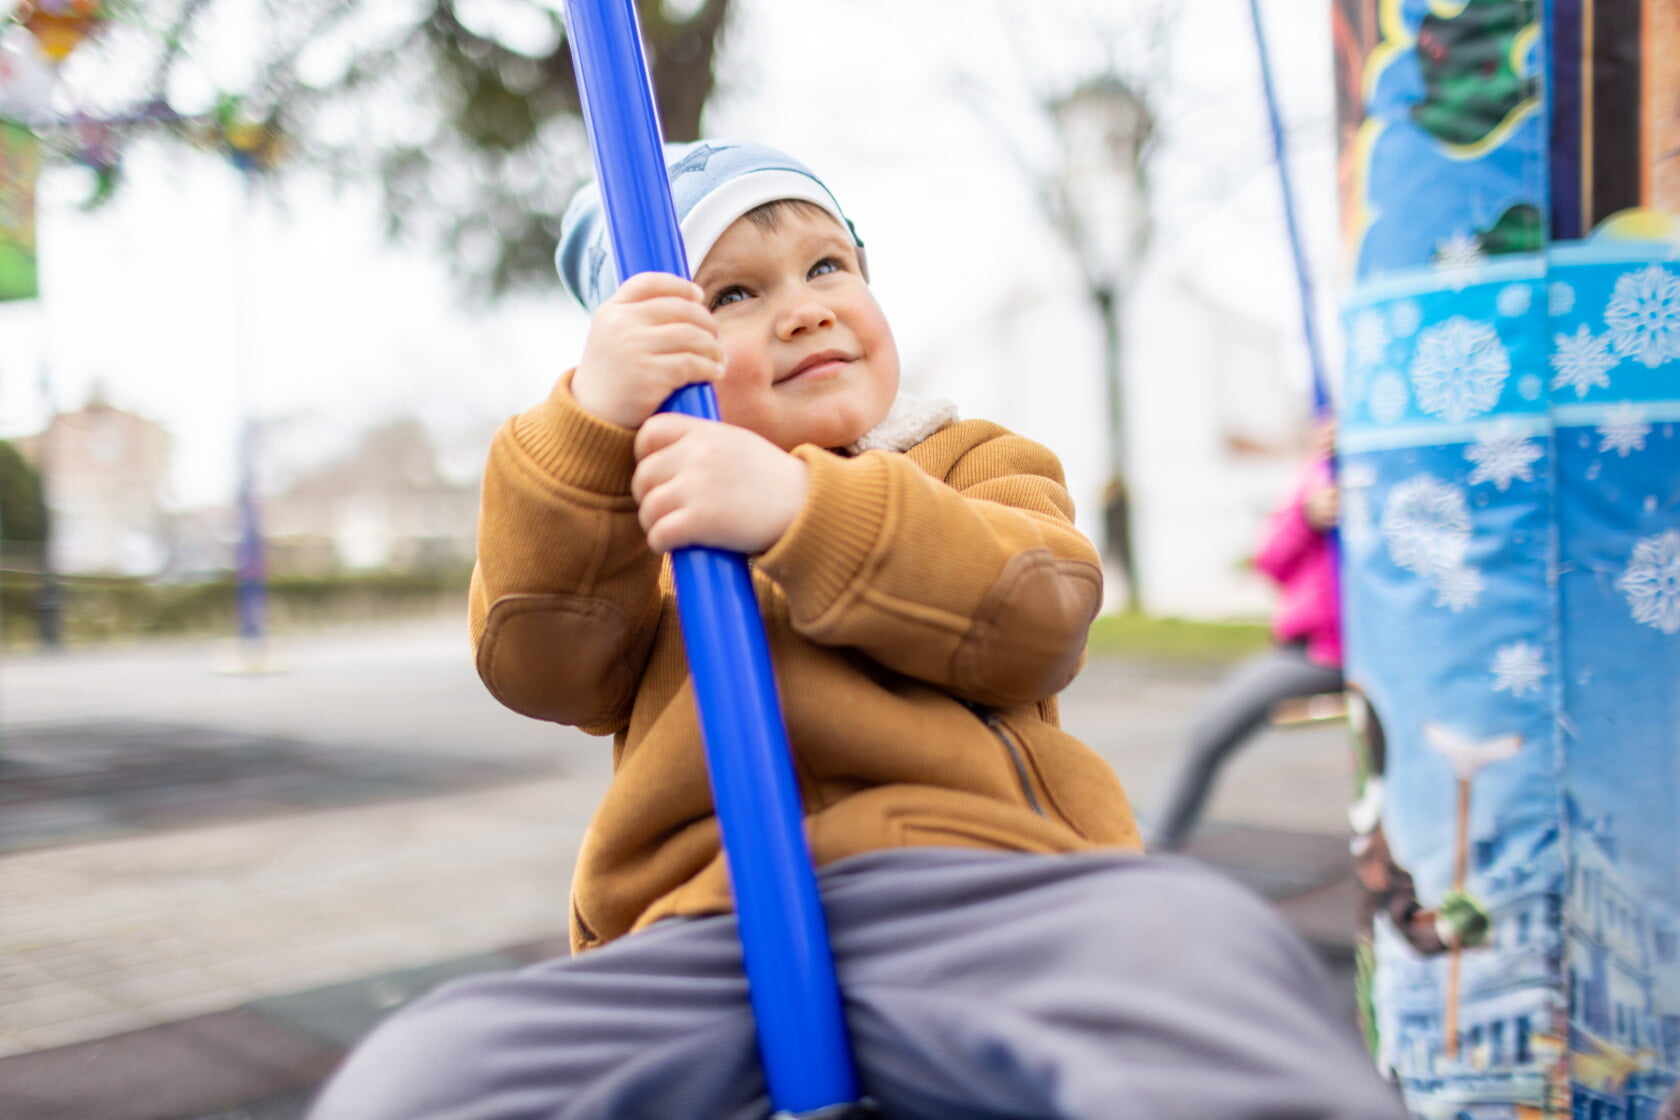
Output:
[469,375,1142,952]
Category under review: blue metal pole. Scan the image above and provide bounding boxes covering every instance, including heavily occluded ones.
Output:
[559,2,862,1114]
[1246,0,1332,417]
[1247,0,1342,595]
[1246,0,1342,615]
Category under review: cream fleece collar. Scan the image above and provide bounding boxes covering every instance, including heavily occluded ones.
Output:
[845,392,960,455]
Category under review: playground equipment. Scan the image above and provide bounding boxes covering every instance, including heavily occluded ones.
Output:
[559,1,868,1116]
[1332,3,1680,1115]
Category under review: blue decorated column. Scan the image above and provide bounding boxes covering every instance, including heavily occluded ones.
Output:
[1332,2,1680,1116]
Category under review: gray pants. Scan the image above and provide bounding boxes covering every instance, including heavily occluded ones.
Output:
[1150,644,1345,850]
[308,849,1402,1120]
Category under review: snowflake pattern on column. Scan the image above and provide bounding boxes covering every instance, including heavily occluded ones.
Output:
[1603,263,1680,369]
[1390,299,1423,338]
[1496,283,1533,318]
[1409,317,1512,422]
[1352,309,1390,368]
[1490,640,1548,696]
[1369,372,1410,424]
[1379,474,1486,613]
[1466,421,1544,490]
[1596,403,1651,457]
[1432,230,1487,290]
[1432,564,1485,612]
[1616,529,1680,635]
[1548,281,1575,317]
[1382,474,1473,576]
[1549,325,1617,398]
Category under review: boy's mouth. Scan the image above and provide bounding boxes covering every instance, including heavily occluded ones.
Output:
[779,350,853,384]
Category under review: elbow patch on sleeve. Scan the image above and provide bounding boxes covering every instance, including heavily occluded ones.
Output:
[477,594,645,731]
[952,548,1103,705]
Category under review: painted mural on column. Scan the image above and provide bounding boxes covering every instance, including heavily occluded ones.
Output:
[1333,1,1680,1117]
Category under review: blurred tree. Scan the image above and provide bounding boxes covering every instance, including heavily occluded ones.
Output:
[46,0,733,295]
[0,439,48,552]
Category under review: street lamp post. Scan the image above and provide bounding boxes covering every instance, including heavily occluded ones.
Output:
[1052,76,1153,612]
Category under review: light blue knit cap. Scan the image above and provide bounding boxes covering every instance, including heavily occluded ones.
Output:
[556,140,864,313]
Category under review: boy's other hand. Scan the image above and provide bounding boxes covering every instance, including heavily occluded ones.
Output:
[573,272,725,429]
[632,414,809,554]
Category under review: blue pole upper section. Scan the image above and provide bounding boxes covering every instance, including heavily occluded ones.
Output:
[1247,0,1332,417]
[559,2,862,1113]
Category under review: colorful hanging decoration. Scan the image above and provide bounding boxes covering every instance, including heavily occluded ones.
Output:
[12,0,108,64]
[4,2,288,210]
[211,94,286,177]
[66,111,119,202]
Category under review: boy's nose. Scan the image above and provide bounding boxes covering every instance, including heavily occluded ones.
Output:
[777,298,835,339]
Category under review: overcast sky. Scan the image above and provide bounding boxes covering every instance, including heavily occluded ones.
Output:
[0,0,1335,508]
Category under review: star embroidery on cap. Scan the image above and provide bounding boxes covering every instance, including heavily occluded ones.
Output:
[669,142,728,178]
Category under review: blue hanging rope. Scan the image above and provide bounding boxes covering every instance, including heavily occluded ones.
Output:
[1246,0,1342,607]
[1246,0,1333,417]
[560,3,864,1116]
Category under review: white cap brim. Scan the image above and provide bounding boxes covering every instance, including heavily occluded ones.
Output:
[680,169,852,277]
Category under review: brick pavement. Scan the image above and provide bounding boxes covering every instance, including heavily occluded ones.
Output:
[0,617,1360,1119]
[0,779,592,1059]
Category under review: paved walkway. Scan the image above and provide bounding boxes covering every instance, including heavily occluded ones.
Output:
[0,615,1359,1119]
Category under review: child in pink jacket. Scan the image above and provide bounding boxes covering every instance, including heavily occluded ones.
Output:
[1150,424,1343,850]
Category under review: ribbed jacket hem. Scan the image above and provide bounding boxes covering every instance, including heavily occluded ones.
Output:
[760,447,892,621]
[510,369,637,495]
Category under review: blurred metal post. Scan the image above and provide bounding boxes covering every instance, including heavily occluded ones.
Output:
[1245,0,1332,416]
[32,360,63,647]
[229,172,268,671]
[1245,0,1340,589]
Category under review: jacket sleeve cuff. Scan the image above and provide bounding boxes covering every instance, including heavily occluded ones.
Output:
[759,447,893,619]
[508,368,638,495]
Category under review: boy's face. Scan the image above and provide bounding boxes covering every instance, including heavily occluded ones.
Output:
[693,206,899,452]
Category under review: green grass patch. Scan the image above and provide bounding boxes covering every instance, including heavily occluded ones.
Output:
[1086,612,1270,664]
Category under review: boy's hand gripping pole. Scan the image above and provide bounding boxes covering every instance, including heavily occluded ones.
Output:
[560,3,867,1116]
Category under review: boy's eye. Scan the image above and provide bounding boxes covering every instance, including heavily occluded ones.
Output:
[710,285,749,310]
[809,257,842,279]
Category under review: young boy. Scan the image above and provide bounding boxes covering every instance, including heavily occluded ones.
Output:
[308,141,1407,1120]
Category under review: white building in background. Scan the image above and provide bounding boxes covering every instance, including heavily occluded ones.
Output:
[14,400,480,581]
[1128,273,1316,620]
[259,416,479,577]
[913,265,1312,621]
[15,392,171,576]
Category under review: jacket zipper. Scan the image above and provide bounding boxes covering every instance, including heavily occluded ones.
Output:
[963,701,1045,817]
[572,902,599,947]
